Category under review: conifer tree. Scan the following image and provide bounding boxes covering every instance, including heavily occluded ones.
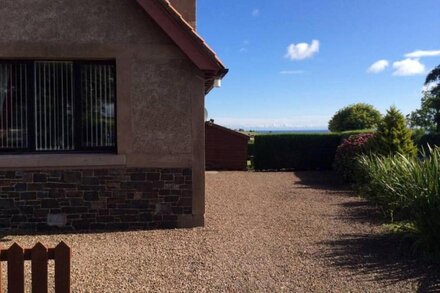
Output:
[372,106,417,157]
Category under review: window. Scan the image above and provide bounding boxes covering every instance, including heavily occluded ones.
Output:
[0,60,116,153]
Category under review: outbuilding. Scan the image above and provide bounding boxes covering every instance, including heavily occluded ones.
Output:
[205,122,249,171]
[0,0,227,231]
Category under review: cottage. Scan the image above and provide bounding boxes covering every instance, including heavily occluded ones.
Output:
[0,0,227,231]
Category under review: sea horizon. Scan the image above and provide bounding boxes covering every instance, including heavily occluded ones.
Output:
[238,129,330,133]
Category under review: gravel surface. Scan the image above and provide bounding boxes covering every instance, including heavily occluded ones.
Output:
[2,171,439,292]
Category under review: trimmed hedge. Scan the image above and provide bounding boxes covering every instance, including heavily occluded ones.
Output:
[254,134,341,170]
[253,130,373,171]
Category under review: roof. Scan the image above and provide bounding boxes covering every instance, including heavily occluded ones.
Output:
[136,0,228,93]
[206,122,250,140]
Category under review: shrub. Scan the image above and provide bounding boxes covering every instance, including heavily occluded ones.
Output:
[357,154,413,220]
[340,129,375,140]
[334,133,374,182]
[370,106,417,157]
[411,128,426,146]
[357,148,440,257]
[418,133,440,149]
[254,133,342,171]
[328,103,382,132]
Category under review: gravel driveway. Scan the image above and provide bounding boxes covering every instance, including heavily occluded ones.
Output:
[2,172,439,292]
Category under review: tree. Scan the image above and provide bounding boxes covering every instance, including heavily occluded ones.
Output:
[409,65,440,132]
[371,106,417,157]
[328,103,382,132]
[424,65,440,132]
[407,92,437,132]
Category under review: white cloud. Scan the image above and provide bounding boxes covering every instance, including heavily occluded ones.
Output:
[367,59,389,73]
[285,40,320,61]
[392,58,426,76]
[252,9,260,17]
[405,50,440,58]
[214,116,330,130]
[239,40,250,53]
[279,70,304,75]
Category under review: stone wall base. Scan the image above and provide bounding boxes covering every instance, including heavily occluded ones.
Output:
[0,168,194,232]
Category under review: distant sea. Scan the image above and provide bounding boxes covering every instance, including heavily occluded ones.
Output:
[246,129,329,134]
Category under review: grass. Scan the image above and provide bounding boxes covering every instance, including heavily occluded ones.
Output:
[356,148,440,258]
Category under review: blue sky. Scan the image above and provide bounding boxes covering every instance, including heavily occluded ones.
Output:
[197,0,440,130]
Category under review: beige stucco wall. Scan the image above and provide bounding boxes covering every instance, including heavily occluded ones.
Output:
[0,0,206,226]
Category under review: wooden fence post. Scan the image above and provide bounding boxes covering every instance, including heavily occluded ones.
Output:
[55,242,71,293]
[0,242,71,293]
[8,243,24,293]
[31,243,48,293]
[0,253,2,293]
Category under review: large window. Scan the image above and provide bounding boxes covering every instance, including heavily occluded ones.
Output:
[0,60,116,153]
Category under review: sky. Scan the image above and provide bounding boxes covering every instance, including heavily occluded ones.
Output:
[197,0,440,130]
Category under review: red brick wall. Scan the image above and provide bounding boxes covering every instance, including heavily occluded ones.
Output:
[0,168,192,232]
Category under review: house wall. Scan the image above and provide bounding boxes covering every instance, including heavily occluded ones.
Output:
[0,0,206,231]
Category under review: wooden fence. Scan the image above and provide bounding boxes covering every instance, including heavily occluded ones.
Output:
[0,242,70,293]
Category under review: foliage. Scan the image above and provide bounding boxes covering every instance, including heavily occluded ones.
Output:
[418,133,440,149]
[328,103,382,132]
[425,64,440,98]
[370,106,417,157]
[411,128,426,146]
[407,92,439,132]
[356,148,440,257]
[408,65,440,132]
[252,130,375,171]
[339,129,375,140]
[357,154,414,219]
[253,133,342,171]
[333,133,374,182]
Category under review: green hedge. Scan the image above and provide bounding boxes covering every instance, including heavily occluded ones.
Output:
[254,134,340,170]
[418,133,440,148]
[253,130,373,171]
[248,142,255,158]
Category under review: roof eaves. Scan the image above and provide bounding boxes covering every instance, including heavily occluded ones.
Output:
[136,0,228,93]
[206,122,250,140]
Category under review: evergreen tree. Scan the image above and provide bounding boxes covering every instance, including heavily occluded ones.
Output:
[371,106,417,157]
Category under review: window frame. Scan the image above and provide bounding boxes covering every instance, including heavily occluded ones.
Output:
[0,59,117,155]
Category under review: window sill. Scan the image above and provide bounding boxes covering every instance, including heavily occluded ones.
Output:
[0,154,126,169]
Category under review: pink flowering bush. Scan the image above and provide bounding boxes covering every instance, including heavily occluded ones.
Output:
[334,133,374,182]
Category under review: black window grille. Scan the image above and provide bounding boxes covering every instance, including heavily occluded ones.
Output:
[0,60,116,153]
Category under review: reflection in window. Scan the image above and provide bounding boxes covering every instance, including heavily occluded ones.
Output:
[34,62,74,151]
[0,63,28,150]
[81,64,116,148]
[0,60,116,153]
